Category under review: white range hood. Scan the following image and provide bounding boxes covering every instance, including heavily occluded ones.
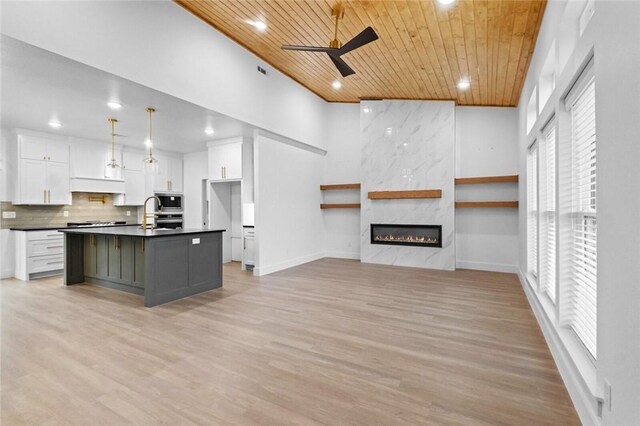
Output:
[70,177,125,194]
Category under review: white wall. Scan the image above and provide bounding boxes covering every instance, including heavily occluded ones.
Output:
[322,103,361,259]
[183,150,208,228]
[1,1,328,151]
[455,107,519,273]
[254,134,324,276]
[517,1,640,424]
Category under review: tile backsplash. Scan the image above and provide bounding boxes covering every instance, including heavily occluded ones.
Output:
[0,193,139,229]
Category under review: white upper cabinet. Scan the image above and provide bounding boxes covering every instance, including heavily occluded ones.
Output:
[122,150,145,172]
[19,159,48,204]
[20,135,69,163]
[16,135,70,205]
[153,155,183,193]
[47,142,71,163]
[47,162,71,204]
[170,158,183,192]
[208,138,244,181]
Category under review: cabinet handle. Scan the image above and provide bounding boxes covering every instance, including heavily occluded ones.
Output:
[46,246,63,249]
[44,189,47,203]
[243,238,246,250]
[46,261,62,265]
[48,190,51,204]
[142,239,145,252]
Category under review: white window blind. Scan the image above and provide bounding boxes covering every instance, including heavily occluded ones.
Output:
[542,123,557,302]
[527,144,538,279]
[569,76,597,359]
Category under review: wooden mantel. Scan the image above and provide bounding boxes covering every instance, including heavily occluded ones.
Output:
[368,190,442,200]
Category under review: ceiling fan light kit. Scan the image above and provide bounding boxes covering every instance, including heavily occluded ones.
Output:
[281,3,379,78]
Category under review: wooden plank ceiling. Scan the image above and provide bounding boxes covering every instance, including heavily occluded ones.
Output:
[175,0,546,106]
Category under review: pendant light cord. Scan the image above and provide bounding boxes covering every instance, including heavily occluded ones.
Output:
[146,107,155,161]
[108,118,118,165]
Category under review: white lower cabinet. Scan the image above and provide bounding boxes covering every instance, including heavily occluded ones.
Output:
[15,230,65,280]
[242,227,255,269]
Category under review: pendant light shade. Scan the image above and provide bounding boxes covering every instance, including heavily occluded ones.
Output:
[143,107,159,173]
[104,118,122,179]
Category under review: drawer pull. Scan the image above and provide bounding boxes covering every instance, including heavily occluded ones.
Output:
[46,246,63,249]
[46,261,62,265]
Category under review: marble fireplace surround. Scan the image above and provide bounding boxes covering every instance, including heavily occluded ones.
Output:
[360,100,455,271]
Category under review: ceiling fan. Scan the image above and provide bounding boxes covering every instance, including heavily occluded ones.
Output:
[281,3,379,77]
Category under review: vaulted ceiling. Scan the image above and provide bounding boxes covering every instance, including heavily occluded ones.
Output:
[175,0,546,106]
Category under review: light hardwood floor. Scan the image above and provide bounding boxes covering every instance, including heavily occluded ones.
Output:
[1,259,579,425]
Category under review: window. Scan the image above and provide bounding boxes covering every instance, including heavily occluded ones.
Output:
[527,143,538,279]
[541,122,557,302]
[568,73,597,359]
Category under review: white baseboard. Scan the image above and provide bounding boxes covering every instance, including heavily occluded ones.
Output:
[253,252,325,276]
[1,268,14,279]
[517,269,601,426]
[324,251,360,260]
[456,260,518,274]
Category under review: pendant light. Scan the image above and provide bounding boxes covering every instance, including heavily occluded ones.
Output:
[143,107,159,173]
[104,118,122,179]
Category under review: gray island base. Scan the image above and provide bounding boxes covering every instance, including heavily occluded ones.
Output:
[60,227,225,307]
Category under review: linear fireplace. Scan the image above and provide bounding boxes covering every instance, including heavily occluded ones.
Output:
[370,224,442,248]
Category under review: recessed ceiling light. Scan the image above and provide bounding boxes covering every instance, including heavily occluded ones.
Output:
[205,128,215,135]
[107,101,122,110]
[246,20,267,31]
[457,79,470,90]
[332,80,342,90]
[48,121,62,128]
[437,0,456,5]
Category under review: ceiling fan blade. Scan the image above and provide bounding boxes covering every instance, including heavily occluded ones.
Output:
[281,45,334,52]
[328,54,355,77]
[338,26,379,56]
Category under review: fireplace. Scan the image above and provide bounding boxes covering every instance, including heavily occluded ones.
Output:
[370,224,442,248]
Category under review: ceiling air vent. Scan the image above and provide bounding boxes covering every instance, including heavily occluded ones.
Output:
[257,66,269,76]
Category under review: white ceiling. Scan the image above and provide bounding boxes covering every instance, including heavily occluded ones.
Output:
[1,36,255,153]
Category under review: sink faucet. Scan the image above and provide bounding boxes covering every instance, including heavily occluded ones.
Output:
[142,196,162,230]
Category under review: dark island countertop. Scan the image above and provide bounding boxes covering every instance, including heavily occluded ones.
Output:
[11,223,140,232]
[58,226,226,238]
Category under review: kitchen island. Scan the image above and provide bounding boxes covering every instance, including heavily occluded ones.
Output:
[59,227,225,307]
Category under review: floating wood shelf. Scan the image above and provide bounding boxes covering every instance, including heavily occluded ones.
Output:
[320,183,361,190]
[455,175,519,185]
[320,203,361,209]
[368,190,442,200]
[455,201,519,208]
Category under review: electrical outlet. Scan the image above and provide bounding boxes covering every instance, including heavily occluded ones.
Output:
[126,211,131,217]
[604,380,612,411]
[192,238,200,245]
[2,211,16,219]
[63,211,69,217]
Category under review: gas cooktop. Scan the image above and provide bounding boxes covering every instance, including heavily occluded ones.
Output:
[66,221,127,228]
